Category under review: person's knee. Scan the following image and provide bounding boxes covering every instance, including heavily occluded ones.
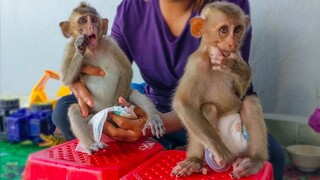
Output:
[52,95,76,126]
[52,98,66,125]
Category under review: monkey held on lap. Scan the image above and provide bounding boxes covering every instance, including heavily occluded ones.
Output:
[59,2,165,155]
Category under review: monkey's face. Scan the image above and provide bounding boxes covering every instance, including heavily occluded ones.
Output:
[204,13,246,53]
[75,13,101,50]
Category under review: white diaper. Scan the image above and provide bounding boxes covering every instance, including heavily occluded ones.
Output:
[205,113,249,171]
[75,105,137,152]
[218,113,249,155]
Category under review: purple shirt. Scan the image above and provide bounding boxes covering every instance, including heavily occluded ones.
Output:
[111,0,252,112]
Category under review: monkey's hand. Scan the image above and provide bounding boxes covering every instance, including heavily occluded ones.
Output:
[143,115,165,139]
[171,159,208,177]
[230,156,265,179]
[209,48,236,73]
[74,34,89,55]
[87,142,109,155]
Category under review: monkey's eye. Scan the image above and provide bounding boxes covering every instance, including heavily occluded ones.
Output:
[219,26,228,34]
[234,26,243,33]
[79,18,87,24]
[91,17,99,23]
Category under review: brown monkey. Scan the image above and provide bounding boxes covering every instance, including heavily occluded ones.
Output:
[59,2,165,155]
[171,1,268,178]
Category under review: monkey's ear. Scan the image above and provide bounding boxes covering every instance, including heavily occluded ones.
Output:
[245,16,251,29]
[59,21,71,38]
[101,18,109,35]
[190,17,204,38]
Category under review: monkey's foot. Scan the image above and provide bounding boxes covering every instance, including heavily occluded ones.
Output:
[171,159,207,177]
[230,157,263,179]
[143,117,166,138]
[87,142,109,155]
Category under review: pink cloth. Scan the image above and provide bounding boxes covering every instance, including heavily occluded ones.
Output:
[308,107,320,133]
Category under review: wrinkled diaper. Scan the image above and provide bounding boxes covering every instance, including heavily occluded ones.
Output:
[76,105,137,152]
[205,113,249,172]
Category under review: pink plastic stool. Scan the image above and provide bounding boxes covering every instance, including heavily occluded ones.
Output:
[23,138,164,180]
[121,150,274,180]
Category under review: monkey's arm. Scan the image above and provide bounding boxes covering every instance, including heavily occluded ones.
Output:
[208,47,251,98]
[62,34,89,86]
[128,90,165,138]
[227,54,252,98]
[61,51,84,86]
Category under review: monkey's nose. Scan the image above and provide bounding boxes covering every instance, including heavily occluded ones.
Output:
[88,26,95,34]
[228,44,238,52]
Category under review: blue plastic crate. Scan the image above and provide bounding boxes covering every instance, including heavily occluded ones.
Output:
[6,108,31,142]
[28,109,54,142]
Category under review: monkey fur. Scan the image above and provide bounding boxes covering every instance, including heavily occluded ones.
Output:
[171,2,268,178]
[59,2,165,155]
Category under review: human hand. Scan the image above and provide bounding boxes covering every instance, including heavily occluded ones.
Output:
[103,97,151,142]
[69,64,105,117]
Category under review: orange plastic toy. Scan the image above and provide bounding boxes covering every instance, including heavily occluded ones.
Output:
[29,70,70,109]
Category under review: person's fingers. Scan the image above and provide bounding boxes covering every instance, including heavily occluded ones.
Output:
[133,105,147,117]
[78,97,89,117]
[118,97,146,118]
[103,121,141,142]
[81,64,105,76]
[69,80,93,117]
[118,96,131,107]
[110,113,145,131]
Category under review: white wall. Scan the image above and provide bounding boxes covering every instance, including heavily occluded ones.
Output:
[1,0,319,119]
[250,0,320,118]
[0,0,143,99]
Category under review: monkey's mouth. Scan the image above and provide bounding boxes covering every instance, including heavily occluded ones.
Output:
[88,34,97,47]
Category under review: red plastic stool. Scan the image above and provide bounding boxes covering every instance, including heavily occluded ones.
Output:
[121,150,274,180]
[23,138,164,180]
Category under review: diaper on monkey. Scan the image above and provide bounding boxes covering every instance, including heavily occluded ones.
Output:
[75,105,137,153]
[205,113,249,172]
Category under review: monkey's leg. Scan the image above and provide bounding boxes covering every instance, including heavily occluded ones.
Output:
[68,104,108,155]
[128,90,165,138]
[232,95,268,178]
[200,103,232,166]
[171,134,207,176]
[173,100,234,165]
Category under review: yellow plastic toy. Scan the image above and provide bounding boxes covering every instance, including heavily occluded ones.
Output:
[29,70,71,109]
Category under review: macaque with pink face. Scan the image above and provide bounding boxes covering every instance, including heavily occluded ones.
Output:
[171,1,268,178]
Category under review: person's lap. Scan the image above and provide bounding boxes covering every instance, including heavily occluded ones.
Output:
[52,83,284,179]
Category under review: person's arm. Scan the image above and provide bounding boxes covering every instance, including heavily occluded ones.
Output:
[103,107,183,142]
[110,0,133,62]
[103,97,182,142]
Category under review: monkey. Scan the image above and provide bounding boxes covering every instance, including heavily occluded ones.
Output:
[59,2,165,155]
[171,1,268,178]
